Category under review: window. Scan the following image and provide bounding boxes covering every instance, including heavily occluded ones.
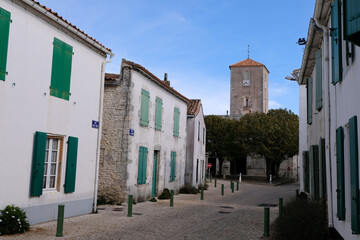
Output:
[349,116,359,233]
[0,7,11,81]
[309,145,319,200]
[155,97,162,131]
[140,89,149,126]
[315,49,323,111]
[319,138,327,200]
[50,38,73,100]
[170,152,176,182]
[30,132,78,196]
[307,77,313,125]
[336,126,345,220]
[137,146,148,184]
[198,121,200,141]
[344,0,360,47]
[302,151,309,193]
[331,0,342,84]
[173,108,180,136]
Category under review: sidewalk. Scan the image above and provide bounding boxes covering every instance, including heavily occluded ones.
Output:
[2,179,299,240]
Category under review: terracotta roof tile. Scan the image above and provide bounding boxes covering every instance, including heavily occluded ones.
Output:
[105,73,120,81]
[187,99,202,116]
[229,58,269,73]
[121,59,190,103]
[25,0,112,53]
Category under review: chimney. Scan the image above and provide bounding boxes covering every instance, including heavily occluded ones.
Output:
[164,73,170,86]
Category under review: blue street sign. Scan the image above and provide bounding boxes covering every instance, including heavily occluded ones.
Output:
[129,129,135,136]
[92,120,99,129]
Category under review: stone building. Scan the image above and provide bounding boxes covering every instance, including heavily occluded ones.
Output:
[229,58,269,119]
[99,59,189,203]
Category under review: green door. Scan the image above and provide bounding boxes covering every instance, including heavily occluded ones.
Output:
[152,151,158,197]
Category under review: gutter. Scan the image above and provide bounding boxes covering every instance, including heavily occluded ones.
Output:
[93,53,114,212]
[299,19,316,85]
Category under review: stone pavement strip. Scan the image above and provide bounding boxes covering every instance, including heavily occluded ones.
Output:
[2,180,299,240]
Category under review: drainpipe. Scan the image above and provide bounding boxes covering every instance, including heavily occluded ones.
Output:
[93,53,114,212]
[313,0,333,228]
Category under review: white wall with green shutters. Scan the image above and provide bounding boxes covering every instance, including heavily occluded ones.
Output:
[0,0,107,224]
[124,69,188,202]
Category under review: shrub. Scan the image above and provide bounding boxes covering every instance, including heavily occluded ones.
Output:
[179,186,199,194]
[97,195,116,205]
[198,183,209,191]
[158,188,171,199]
[273,197,327,240]
[0,205,30,236]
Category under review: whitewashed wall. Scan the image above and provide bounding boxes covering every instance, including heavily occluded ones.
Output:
[0,0,106,223]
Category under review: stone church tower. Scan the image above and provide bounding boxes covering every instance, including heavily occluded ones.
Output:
[229,58,269,119]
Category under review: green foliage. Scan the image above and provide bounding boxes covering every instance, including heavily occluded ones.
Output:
[179,186,199,194]
[97,195,115,205]
[198,183,209,190]
[274,198,327,240]
[0,205,30,236]
[158,188,171,199]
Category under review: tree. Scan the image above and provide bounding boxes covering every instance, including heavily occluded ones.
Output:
[242,109,299,178]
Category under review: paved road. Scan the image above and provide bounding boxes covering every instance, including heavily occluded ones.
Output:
[3,179,299,240]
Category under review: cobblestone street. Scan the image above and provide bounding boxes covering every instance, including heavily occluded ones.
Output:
[3,180,299,240]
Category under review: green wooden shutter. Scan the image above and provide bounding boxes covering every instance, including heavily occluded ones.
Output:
[196,159,199,182]
[140,89,149,126]
[50,38,73,100]
[315,50,323,110]
[349,116,360,233]
[155,97,162,131]
[173,108,180,136]
[170,152,176,181]
[303,151,309,193]
[307,77,313,124]
[0,7,11,81]
[344,0,360,46]
[203,127,205,144]
[319,138,327,201]
[336,126,345,220]
[64,136,78,193]
[30,131,47,197]
[310,145,320,200]
[331,0,343,85]
[137,147,148,184]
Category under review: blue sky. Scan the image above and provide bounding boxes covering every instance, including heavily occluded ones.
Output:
[39,0,314,115]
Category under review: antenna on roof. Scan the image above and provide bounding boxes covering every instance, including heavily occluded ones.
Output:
[247,45,250,59]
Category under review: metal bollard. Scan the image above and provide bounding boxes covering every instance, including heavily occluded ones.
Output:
[237,181,239,191]
[127,195,133,217]
[269,174,272,184]
[221,184,224,196]
[201,186,204,200]
[230,180,233,188]
[215,179,217,188]
[239,173,242,183]
[231,182,234,193]
[279,198,283,217]
[170,190,174,207]
[264,207,270,237]
[56,204,64,237]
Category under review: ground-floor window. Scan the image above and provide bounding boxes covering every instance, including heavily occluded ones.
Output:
[43,137,63,190]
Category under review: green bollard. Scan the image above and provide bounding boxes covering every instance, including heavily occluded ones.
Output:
[296,189,299,198]
[210,175,212,183]
[279,198,283,217]
[170,190,174,207]
[231,182,234,193]
[230,180,233,188]
[56,204,64,237]
[127,195,133,217]
[221,184,224,196]
[215,179,217,188]
[237,181,239,191]
[201,186,204,200]
[264,207,270,237]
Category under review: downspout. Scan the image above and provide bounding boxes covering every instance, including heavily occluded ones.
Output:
[313,0,333,227]
[93,53,114,212]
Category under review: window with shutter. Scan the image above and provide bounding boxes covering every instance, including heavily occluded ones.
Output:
[349,116,359,233]
[331,0,343,84]
[137,146,148,184]
[140,89,149,126]
[173,108,180,136]
[196,159,199,182]
[344,0,360,47]
[170,152,176,182]
[64,136,78,193]
[315,50,323,110]
[50,38,73,100]
[302,151,309,193]
[319,138,327,201]
[0,7,11,81]
[310,145,320,200]
[336,126,345,220]
[155,97,162,131]
[307,77,313,125]
[30,131,47,197]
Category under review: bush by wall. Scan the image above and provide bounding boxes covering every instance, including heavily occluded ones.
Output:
[158,188,171,199]
[0,205,30,236]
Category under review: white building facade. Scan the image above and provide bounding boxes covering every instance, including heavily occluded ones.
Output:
[185,100,206,188]
[298,0,360,238]
[0,0,112,224]
[99,60,188,203]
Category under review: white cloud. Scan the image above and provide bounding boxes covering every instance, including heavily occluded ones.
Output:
[269,100,282,109]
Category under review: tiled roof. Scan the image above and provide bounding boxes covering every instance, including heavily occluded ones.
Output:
[121,59,190,103]
[187,99,202,116]
[22,0,112,54]
[105,73,120,81]
[229,58,269,73]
